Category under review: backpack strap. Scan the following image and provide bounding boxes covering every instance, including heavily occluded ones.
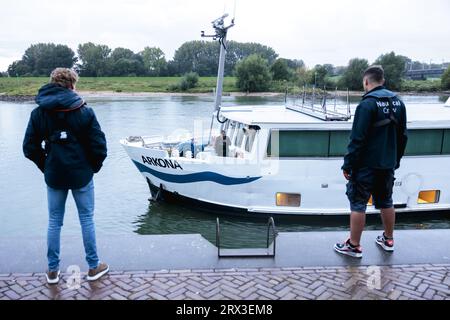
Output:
[372,97,399,128]
[44,104,85,145]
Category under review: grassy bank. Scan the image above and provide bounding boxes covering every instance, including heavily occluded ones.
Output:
[0,77,238,96]
[401,79,443,92]
[0,76,447,96]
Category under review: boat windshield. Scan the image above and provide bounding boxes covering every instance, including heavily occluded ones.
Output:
[217,120,259,156]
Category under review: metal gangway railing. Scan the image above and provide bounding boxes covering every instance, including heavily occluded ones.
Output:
[216,217,277,258]
[286,86,352,121]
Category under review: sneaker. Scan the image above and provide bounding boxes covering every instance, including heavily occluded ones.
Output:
[334,239,363,258]
[86,262,109,281]
[45,270,60,285]
[376,233,394,252]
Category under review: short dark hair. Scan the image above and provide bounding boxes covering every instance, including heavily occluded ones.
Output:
[363,65,385,84]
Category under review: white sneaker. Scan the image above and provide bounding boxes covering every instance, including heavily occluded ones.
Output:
[376,233,394,252]
[46,270,60,285]
[86,262,109,281]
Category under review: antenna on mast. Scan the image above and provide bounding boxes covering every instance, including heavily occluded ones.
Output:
[202,13,235,144]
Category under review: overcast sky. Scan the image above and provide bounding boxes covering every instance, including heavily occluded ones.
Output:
[1,0,449,71]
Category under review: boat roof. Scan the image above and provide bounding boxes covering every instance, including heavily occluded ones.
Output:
[220,103,450,129]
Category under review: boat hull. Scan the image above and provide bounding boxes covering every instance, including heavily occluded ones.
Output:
[121,140,450,216]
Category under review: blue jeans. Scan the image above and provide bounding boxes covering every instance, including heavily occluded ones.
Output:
[47,179,99,271]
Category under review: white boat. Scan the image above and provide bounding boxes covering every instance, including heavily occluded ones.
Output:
[121,15,450,216]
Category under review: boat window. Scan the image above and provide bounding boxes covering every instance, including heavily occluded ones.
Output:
[244,127,258,152]
[267,130,344,157]
[329,131,350,156]
[235,124,245,148]
[221,120,230,134]
[404,129,443,156]
[267,129,450,158]
[441,129,450,154]
[228,121,237,142]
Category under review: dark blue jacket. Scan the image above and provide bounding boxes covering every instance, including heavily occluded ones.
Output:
[342,86,408,172]
[23,83,107,189]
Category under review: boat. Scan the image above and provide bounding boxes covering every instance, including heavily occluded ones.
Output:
[120,14,450,216]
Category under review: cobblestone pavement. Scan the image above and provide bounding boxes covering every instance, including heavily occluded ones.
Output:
[1,264,449,300]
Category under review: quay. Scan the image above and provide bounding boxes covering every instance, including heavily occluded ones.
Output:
[1,230,449,300]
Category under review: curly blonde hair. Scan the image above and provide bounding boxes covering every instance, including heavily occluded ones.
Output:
[50,68,79,89]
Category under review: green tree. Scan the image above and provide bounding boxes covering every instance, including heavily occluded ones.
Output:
[374,52,408,90]
[225,41,278,75]
[110,47,135,61]
[171,41,218,76]
[77,42,111,76]
[339,58,369,90]
[111,58,144,76]
[270,58,292,81]
[442,66,450,90]
[180,72,199,91]
[284,59,304,70]
[294,66,313,86]
[235,54,272,92]
[323,64,335,76]
[7,60,31,76]
[7,43,76,76]
[168,72,199,91]
[109,47,144,76]
[169,40,278,76]
[334,66,347,76]
[310,64,330,87]
[139,47,168,76]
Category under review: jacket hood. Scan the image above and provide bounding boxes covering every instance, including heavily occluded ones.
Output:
[35,83,84,111]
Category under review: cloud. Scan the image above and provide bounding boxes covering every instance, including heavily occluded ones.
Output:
[0,0,449,71]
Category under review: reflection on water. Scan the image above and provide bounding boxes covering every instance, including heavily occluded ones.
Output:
[1,94,449,247]
[134,200,450,248]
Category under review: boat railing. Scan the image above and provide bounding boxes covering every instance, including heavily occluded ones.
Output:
[286,86,352,121]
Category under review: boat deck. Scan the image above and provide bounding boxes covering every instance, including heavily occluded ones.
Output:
[220,103,450,128]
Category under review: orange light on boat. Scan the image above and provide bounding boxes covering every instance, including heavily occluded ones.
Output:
[418,190,440,204]
[276,193,301,207]
[367,195,373,206]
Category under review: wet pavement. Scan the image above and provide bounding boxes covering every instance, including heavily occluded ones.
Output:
[1,230,449,300]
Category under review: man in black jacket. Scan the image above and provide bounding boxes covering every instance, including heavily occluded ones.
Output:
[23,68,109,283]
[334,65,408,258]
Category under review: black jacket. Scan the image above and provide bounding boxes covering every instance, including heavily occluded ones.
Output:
[23,83,107,189]
[342,86,408,172]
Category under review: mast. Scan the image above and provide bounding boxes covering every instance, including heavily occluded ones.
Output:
[202,14,235,144]
[202,14,235,111]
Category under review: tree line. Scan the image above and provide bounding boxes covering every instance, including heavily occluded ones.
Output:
[6,42,280,77]
[4,42,450,91]
[237,53,450,92]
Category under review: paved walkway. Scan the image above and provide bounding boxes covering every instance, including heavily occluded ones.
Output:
[1,264,449,300]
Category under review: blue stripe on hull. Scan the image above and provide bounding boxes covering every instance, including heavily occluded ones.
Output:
[132,160,262,185]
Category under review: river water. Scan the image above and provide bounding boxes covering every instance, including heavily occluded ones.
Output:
[1,94,449,248]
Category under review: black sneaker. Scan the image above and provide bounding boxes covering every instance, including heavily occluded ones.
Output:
[376,233,394,252]
[334,239,363,258]
[45,270,60,285]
